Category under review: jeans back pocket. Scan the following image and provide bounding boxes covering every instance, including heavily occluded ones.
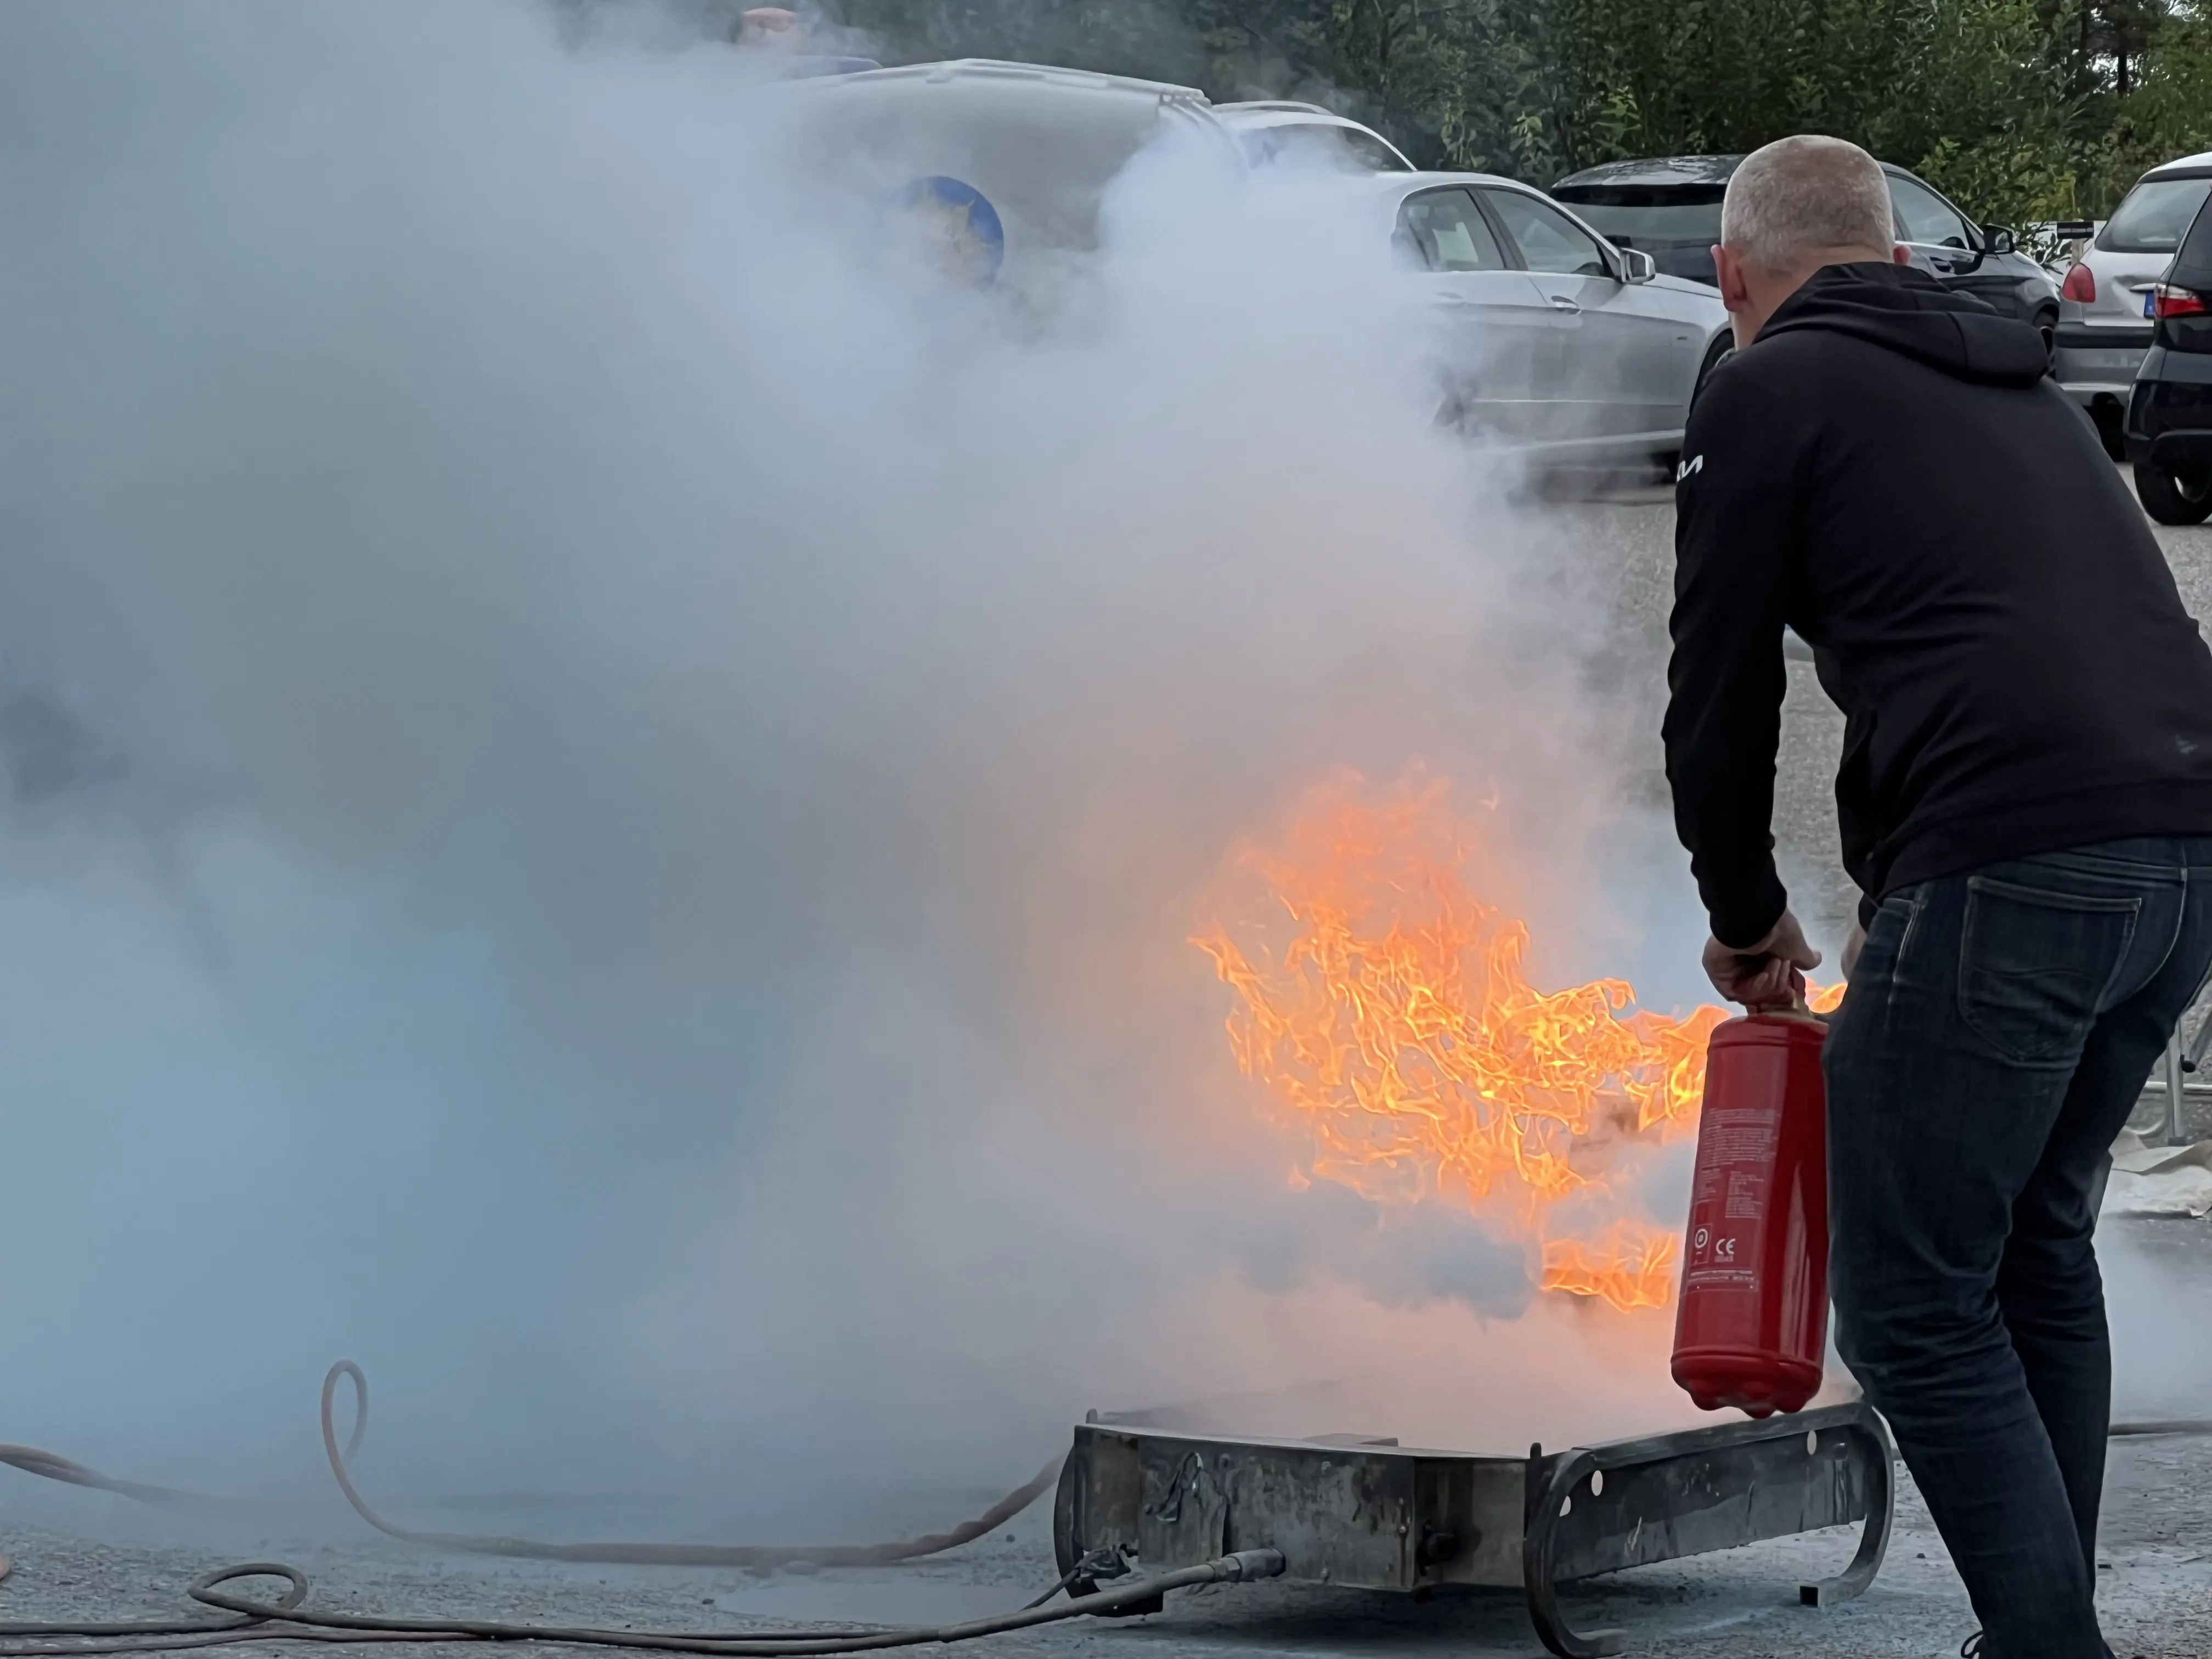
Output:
[1958,876,2141,1066]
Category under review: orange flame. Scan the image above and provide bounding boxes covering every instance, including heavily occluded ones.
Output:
[1542,1227,1679,1311]
[1194,773,1838,1314]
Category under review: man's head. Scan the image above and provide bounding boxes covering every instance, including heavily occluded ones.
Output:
[733,7,801,49]
[1714,136,1905,349]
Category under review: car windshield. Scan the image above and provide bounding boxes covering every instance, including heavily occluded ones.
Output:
[1240,123,1409,172]
[1548,185,1725,246]
[2102,176,2212,253]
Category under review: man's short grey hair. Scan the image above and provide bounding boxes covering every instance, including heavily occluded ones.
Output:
[1720,136,1895,272]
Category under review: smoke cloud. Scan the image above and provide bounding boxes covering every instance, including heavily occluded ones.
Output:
[0,1,1705,1527]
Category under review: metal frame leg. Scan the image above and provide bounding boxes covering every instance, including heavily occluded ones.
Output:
[2186,999,2212,1073]
[1524,1443,1627,1659]
[1798,1409,1895,1607]
[1521,1404,1895,1659]
[2166,1029,2188,1146]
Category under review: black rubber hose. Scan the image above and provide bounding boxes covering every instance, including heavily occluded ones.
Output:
[0,1565,309,1643]
[0,1449,236,1518]
[318,1362,1061,1570]
[0,1373,363,1521]
[0,1553,1288,1659]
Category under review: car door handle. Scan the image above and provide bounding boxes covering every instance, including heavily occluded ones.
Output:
[1548,295,1582,313]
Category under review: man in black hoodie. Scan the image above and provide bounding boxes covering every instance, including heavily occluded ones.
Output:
[1665,134,2212,1658]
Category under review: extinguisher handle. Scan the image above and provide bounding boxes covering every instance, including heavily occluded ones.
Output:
[1747,991,1825,1023]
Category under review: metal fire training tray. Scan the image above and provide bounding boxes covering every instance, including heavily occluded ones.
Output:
[1052,1401,1895,1658]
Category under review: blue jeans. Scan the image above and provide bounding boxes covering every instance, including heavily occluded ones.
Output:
[1826,837,2212,1658]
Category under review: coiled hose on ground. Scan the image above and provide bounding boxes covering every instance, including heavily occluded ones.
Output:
[312,1363,1063,1570]
[0,1552,1288,1658]
[1,1363,1060,1572]
[0,1361,1223,1655]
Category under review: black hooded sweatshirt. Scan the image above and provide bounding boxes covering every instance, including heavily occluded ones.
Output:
[1665,260,2212,946]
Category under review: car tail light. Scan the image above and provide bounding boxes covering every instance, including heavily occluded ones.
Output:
[2155,284,2209,318]
[2061,262,2096,302]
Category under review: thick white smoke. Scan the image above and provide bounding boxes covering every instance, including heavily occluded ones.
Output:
[0,1,1707,1525]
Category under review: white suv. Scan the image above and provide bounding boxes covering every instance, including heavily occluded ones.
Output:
[1209,101,1416,173]
[2055,151,2212,456]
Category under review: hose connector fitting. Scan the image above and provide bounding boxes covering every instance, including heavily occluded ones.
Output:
[1208,1549,1286,1582]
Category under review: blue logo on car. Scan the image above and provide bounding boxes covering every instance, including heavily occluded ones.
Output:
[893,176,1006,290]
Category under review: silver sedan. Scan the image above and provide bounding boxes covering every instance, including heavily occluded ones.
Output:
[1378,173,1735,464]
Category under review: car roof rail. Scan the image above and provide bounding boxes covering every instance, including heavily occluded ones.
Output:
[1216,100,1339,117]
[842,58,1210,104]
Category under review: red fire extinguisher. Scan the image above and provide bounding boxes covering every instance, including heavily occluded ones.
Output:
[1671,1005,1830,1417]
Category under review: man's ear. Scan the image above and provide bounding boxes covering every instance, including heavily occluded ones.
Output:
[1713,245,1753,314]
[1892,242,1911,265]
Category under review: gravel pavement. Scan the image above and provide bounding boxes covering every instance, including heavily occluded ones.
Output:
[9,469,2212,1659]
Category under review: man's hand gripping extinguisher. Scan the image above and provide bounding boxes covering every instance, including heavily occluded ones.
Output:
[1671,1000,1830,1417]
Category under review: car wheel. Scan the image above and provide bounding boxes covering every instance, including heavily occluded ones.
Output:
[2134,459,2212,525]
[2092,402,2128,463]
[2033,307,2058,373]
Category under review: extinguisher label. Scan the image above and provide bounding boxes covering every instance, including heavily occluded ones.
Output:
[1686,1235,1754,1288]
[1684,1107,1779,1291]
[1695,1107,1780,1169]
[1724,1169,1767,1218]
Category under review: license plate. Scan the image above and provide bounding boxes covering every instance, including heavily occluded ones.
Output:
[2146,290,2159,318]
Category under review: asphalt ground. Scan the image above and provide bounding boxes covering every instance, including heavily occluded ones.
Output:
[8,469,2212,1659]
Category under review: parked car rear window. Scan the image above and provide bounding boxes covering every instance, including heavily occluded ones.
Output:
[1548,187,1723,249]
[2101,176,2212,253]
[1397,188,1507,270]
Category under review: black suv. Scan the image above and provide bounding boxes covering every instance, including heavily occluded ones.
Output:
[1549,155,2061,328]
[2124,189,2212,524]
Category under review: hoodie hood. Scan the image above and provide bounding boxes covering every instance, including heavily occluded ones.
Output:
[1758,261,2048,387]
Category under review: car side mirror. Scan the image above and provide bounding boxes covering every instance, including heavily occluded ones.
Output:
[1618,246,1656,284]
[1984,225,2017,256]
